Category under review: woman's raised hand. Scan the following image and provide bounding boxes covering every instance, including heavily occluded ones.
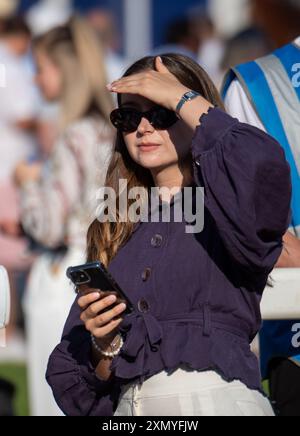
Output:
[107,57,190,112]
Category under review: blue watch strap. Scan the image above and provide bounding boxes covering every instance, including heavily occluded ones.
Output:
[176,91,201,114]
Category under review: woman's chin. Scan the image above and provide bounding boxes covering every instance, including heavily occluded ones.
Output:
[136,154,167,170]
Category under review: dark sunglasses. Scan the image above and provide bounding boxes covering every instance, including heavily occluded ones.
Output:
[110,106,179,133]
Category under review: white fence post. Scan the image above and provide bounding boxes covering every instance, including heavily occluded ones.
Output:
[261,269,300,320]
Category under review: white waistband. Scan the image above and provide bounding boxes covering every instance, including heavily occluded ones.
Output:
[120,367,243,400]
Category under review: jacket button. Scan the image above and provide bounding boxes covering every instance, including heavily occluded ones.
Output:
[142,268,152,282]
[151,234,163,248]
[138,298,150,313]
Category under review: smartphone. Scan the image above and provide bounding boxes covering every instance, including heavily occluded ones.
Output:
[66,261,134,316]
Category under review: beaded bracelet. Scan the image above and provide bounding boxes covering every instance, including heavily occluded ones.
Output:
[91,333,124,358]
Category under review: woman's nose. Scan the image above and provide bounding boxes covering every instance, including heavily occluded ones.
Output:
[137,117,155,134]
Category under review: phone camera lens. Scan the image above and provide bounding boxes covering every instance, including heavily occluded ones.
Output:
[73,270,90,285]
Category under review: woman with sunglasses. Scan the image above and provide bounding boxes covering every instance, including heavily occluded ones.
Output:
[46,54,291,416]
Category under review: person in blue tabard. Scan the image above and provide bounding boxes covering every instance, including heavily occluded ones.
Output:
[223,22,300,415]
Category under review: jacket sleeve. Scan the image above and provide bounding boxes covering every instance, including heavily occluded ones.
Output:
[191,107,292,276]
[46,298,120,416]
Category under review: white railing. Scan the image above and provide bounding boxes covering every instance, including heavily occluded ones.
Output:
[261,269,300,320]
[0,266,10,347]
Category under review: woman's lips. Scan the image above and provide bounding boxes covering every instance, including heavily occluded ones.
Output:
[138,143,161,152]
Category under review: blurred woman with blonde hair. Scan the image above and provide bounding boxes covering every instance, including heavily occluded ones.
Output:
[13,17,114,416]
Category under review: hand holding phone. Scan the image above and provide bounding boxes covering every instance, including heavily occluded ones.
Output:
[66,262,134,316]
[78,290,127,345]
[67,262,135,347]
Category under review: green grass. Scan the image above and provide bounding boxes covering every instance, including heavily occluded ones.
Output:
[262,380,270,397]
[0,364,30,416]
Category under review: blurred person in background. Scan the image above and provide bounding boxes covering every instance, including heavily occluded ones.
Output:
[208,0,251,39]
[221,27,272,75]
[24,0,71,161]
[151,17,200,62]
[25,0,72,36]
[11,17,114,416]
[222,0,300,416]
[191,9,226,89]
[0,0,18,18]
[85,7,127,82]
[251,0,300,48]
[24,0,74,159]
[0,16,38,348]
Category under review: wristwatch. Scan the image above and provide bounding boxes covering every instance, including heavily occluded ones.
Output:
[176,90,201,115]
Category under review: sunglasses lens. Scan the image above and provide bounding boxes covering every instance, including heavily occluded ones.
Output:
[110,107,178,132]
[110,109,141,132]
[150,107,178,129]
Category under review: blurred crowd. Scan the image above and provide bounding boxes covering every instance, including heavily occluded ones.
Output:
[0,0,299,416]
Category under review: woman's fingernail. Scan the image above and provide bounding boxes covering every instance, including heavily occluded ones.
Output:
[92,292,101,299]
[108,295,117,303]
[106,83,113,91]
[158,56,163,63]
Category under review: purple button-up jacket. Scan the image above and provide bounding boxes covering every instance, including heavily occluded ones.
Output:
[46,108,292,416]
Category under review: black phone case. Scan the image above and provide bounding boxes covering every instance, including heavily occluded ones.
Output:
[66,262,134,316]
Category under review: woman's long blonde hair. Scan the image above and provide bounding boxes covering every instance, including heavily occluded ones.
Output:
[87,54,225,268]
[33,16,114,129]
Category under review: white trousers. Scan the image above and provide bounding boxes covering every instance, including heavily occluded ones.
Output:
[114,366,275,417]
